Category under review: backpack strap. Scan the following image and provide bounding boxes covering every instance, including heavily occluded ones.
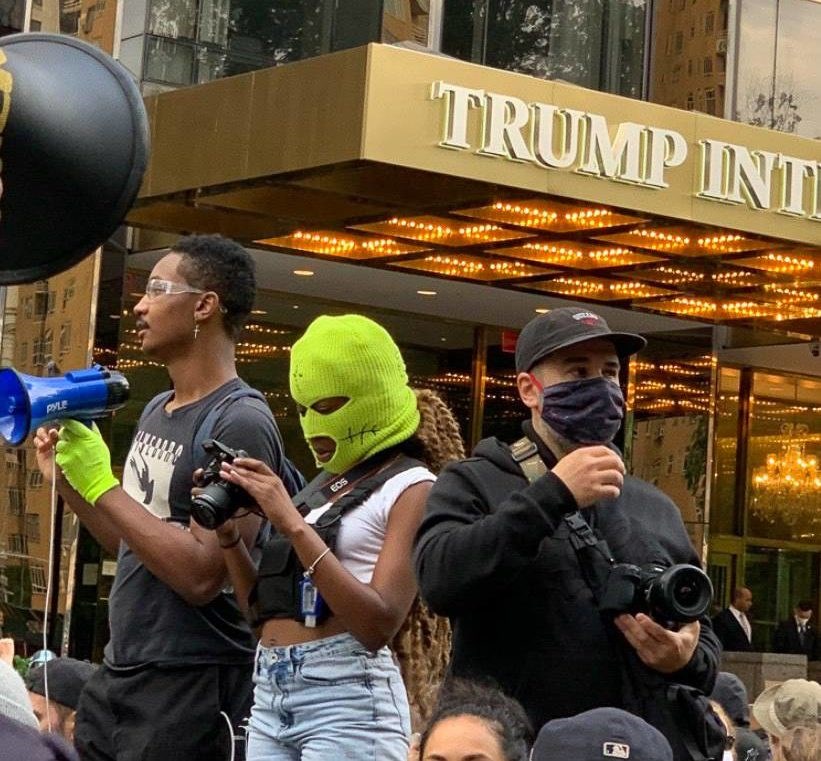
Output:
[190,385,304,498]
[508,436,548,484]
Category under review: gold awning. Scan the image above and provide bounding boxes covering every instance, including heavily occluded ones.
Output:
[131,44,821,331]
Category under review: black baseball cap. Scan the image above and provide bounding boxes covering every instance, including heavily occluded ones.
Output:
[25,658,97,710]
[531,707,673,761]
[515,307,647,372]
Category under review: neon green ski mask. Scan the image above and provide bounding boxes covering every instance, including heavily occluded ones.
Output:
[289,314,420,474]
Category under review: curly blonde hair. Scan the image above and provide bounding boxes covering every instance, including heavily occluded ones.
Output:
[391,388,466,729]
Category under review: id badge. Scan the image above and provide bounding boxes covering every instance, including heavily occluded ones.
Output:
[299,577,325,628]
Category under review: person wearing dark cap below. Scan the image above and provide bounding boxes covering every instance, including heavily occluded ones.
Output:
[710,672,769,761]
[414,307,722,761]
[772,601,817,660]
[26,658,97,742]
[531,707,674,761]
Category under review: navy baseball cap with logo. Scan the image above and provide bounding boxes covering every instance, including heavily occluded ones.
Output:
[515,307,647,373]
[530,708,673,761]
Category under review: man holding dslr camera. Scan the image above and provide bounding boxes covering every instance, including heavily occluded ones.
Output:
[35,235,298,761]
[414,307,721,761]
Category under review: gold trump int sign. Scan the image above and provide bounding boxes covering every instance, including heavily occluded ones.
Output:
[431,81,821,223]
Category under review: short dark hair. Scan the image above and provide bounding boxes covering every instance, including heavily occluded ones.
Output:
[420,678,533,761]
[796,600,813,612]
[172,234,256,340]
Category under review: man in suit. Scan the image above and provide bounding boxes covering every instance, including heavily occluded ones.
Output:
[712,587,754,652]
[773,600,817,659]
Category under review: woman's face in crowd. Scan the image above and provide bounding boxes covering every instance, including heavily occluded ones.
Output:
[422,715,507,761]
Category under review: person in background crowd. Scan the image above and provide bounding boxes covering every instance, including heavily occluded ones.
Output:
[711,672,769,761]
[773,601,817,660]
[210,315,463,760]
[412,678,533,761]
[34,234,296,761]
[710,700,738,761]
[530,707,673,761]
[414,307,720,760]
[752,679,821,761]
[772,725,820,761]
[26,658,97,742]
[0,657,38,730]
[713,588,754,652]
[0,713,80,761]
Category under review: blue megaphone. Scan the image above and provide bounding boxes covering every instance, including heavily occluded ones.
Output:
[0,365,129,446]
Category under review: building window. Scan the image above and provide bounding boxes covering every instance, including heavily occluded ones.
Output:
[687,59,693,75]
[704,57,713,75]
[23,297,32,319]
[25,514,41,543]
[8,487,24,516]
[62,279,75,311]
[59,322,72,355]
[28,470,43,490]
[705,88,716,115]
[675,32,684,53]
[30,564,47,595]
[705,12,715,34]
[33,330,53,367]
[7,534,27,555]
[686,92,695,110]
[690,25,695,39]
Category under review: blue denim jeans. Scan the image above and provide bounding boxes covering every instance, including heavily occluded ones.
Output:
[246,632,411,761]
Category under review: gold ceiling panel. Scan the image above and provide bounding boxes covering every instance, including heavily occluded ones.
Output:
[596,227,775,256]
[642,297,818,321]
[754,284,821,307]
[524,276,676,302]
[453,199,646,233]
[389,254,554,281]
[492,240,662,269]
[254,230,429,259]
[733,250,820,276]
[350,216,533,246]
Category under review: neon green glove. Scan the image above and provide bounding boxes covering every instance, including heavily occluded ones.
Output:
[55,419,120,505]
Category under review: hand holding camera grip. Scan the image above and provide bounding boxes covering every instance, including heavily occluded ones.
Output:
[55,419,119,505]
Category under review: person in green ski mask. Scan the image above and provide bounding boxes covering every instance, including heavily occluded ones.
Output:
[207,314,465,761]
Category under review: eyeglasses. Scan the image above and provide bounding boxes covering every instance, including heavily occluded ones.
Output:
[144,278,205,300]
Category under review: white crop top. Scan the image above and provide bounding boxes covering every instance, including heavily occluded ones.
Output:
[303,466,435,583]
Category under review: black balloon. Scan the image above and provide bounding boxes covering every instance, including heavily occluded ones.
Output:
[0,33,149,284]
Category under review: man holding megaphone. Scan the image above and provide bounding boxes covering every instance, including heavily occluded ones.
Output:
[33,235,299,761]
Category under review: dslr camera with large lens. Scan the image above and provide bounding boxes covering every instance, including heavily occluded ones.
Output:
[190,439,251,530]
[599,561,714,627]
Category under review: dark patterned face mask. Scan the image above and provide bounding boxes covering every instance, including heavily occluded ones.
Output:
[536,376,625,444]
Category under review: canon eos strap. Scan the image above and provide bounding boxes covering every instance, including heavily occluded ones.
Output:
[294,448,398,512]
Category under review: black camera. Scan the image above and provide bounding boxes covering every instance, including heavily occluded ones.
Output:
[190,439,250,530]
[598,561,714,626]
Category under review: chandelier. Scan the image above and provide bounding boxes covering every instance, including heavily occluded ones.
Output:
[751,423,821,526]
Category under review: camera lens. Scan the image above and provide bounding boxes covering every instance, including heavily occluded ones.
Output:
[645,564,713,623]
[191,484,235,530]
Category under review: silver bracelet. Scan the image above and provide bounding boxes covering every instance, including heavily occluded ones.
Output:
[304,547,331,579]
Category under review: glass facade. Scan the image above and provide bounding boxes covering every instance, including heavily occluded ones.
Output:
[649,0,729,115]
[732,0,821,138]
[135,0,436,88]
[442,0,649,99]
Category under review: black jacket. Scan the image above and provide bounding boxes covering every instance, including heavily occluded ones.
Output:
[711,608,753,652]
[773,618,817,659]
[414,435,720,750]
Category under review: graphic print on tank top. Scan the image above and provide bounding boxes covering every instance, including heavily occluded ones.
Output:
[121,428,183,519]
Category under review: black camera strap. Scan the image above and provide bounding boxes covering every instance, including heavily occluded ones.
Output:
[509,434,617,597]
